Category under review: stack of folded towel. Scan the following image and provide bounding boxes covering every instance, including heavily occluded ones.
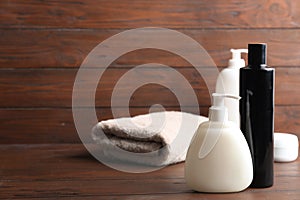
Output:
[92,111,208,166]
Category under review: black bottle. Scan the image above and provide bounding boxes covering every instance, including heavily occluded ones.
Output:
[240,43,274,188]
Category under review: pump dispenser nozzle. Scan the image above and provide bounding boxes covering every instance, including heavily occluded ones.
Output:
[229,49,248,68]
[209,93,241,122]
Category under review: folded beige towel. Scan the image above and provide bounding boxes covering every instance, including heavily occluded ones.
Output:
[92,111,208,167]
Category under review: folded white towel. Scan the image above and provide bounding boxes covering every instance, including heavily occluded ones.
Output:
[92,111,208,167]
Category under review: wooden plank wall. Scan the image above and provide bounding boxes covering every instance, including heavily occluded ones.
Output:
[0,0,299,143]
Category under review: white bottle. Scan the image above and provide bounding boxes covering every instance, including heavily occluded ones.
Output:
[216,49,248,127]
[185,93,253,193]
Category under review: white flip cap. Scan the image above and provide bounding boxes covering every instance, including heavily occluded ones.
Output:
[274,133,299,162]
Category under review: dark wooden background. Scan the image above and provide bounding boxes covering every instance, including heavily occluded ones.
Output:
[1,0,299,144]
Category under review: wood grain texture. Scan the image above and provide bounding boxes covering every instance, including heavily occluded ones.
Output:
[1,0,300,29]
[0,144,299,199]
[3,29,300,68]
[0,67,298,108]
[0,106,299,144]
[1,0,300,145]
[0,67,211,107]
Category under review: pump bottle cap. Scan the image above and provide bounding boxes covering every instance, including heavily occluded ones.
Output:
[229,49,248,68]
[198,93,242,160]
[209,93,241,122]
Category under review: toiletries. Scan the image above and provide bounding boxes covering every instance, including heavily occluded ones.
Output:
[274,133,299,162]
[185,93,253,193]
[216,49,248,127]
[240,43,274,188]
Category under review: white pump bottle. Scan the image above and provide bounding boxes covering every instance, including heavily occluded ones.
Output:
[185,93,253,193]
[216,49,248,127]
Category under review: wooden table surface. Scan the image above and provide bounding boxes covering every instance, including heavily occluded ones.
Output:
[1,144,299,199]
